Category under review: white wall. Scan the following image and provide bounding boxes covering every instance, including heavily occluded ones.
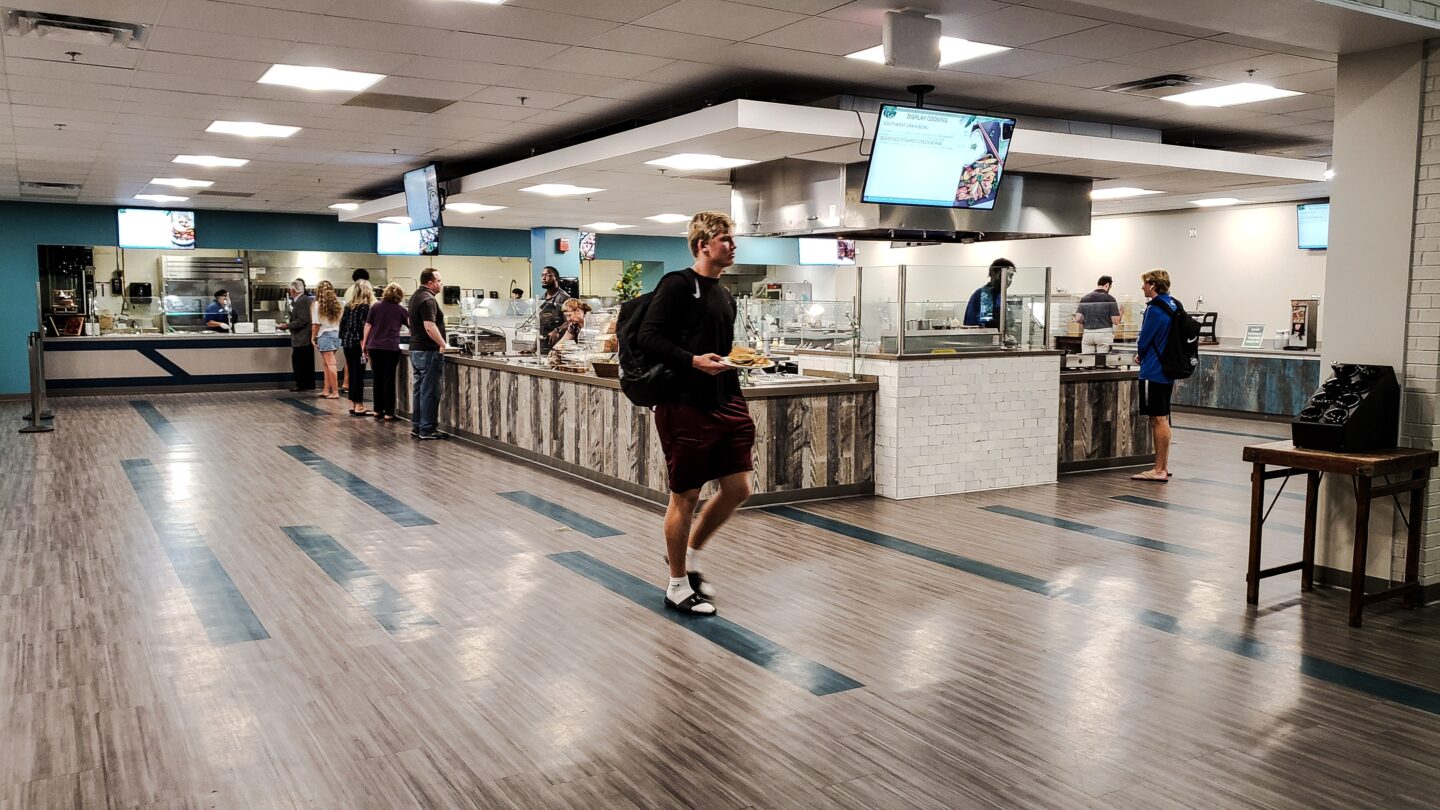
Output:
[384,255,528,298]
[856,202,1328,342]
[762,264,859,302]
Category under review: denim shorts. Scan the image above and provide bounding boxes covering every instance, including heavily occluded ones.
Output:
[317,332,341,353]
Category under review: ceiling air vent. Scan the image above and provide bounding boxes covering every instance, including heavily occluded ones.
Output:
[344,92,455,114]
[1,9,151,48]
[1101,73,1209,97]
[198,190,254,198]
[20,180,81,198]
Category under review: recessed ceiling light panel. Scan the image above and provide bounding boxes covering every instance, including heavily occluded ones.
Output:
[583,222,633,231]
[846,36,1010,67]
[150,177,214,188]
[645,213,691,223]
[329,203,359,211]
[173,155,249,168]
[1162,83,1302,107]
[1090,187,1162,200]
[259,64,385,93]
[445,203,506,213]
[520,184,603,196]
[134,194,189,203]
[1190,198,1242,207]
[379,215,411,224]
[207,120,301,138]
[644,154,754,172]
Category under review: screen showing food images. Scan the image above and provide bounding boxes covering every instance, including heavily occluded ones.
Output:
[1297,202,1329,250]
[798,238,857,266]
[118,208,196,249]
[862,105,1016,210]
[403,164,442,230]
[377,222,440,255]
[579,230,597,261]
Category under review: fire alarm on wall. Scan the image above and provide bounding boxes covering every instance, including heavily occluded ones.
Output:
[555,238,570,253]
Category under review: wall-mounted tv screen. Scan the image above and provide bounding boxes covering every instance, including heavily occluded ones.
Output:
[1298,202,1329,250]
[403,164,442,230]
[798,238,856,266]
[861,105,1016,211]
[378,222,440,256]
[579,231,597,261]
[118,208,196,249]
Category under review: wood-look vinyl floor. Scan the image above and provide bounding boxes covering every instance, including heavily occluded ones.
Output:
[3,394,1440,809]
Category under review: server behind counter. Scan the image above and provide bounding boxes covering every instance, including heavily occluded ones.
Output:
[1074,275,1122,354]
[536,266,571,354]
[204,289,235,332]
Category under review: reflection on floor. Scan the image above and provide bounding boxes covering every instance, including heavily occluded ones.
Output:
[3,392,1439,808]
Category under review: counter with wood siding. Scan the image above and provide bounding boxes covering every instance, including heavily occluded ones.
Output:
[1059,369,1155,473]
[398,355,877,506]
[1171,349,1321,416]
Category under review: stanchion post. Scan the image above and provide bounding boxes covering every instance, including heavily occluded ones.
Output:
[20,332,55,434]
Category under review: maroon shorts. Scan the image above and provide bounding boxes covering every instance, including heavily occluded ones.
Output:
[654,395,756,493]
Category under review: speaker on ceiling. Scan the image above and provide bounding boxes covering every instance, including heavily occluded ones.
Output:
[882,10,941,72]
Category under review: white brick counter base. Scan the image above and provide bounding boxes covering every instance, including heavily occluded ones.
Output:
[801,353,1060,499]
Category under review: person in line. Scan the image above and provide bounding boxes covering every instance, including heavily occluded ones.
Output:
[312,280,343,399]
[277,279,314,391]
[548,298,592,352]
[342,268,372,394]
[963,258,1016,328]
[637,211,754,616]
[340,279,374,416]
[364,283,408,422]
[1074,274,1122,355]
[203,289,234,332]
[409,269,449,440]
[506,287,532,317]
[1133,269,1177,482]
[536,266,571,354]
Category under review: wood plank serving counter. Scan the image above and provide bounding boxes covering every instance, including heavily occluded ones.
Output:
[1059,369,1154,473]
[398,355,877,506]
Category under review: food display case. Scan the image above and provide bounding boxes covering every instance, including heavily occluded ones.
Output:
[853,264,1051,355]
[160,256,250,333]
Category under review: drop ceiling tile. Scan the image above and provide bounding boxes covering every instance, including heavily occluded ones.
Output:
[1240,93,1334,115]
[635,0,807,41]
[435,32,571,68]
[945,48,1091,79]
[1193,53,1336,83]
[3,58,133,87]
[578,25,735,60]
[143,27,299,63]
[2,36,144,69]
[128,70,257,97]
[279,43,414,74]
[364,76,480,102]
[521,109,594,127]
[1026,24,1190,60]
[508,0,676,24]
[591,79,676,102]
[539,47,675,80]
[635,60,742,86]
[1274,68,1338,94]
[465,87,580,109]
[822,0,1006,27]
[288,16,439,55]
[136,51,270,81]
[498,68,626,96]
[390,57,525,86]
[746,17,879,55]
[1114,39,1270,72]
[1018,0,1221,38]
[948,6,1106,48]
[1021,60,1170,89]
[432,102,539,123]
[159,0,318,39]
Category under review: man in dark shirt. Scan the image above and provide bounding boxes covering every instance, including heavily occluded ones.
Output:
[1074,274,1122,354]
[535,266,571,354]
[637,211,753,615]
[277,280,314,391]
[408,269,448,440]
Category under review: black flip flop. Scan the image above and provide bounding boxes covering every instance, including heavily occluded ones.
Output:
[687,571,715,599]
[663,591,715,615]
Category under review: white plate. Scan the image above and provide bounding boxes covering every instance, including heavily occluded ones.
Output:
[720,357,774,369]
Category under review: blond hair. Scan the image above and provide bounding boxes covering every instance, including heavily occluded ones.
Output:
[688,211,735,257]
[344,279,374,308]
[562,298,592,314]
[315,279,342,322]
[1142,269,1171,295]
[381,283,405,304]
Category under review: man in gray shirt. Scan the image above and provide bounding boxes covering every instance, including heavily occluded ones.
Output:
[1074,275,1122,355]
[278,279,315,391]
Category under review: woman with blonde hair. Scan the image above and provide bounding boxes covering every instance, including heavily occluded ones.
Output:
[340,280,375,415]
[364,282,409,421]
[311,280,344,399]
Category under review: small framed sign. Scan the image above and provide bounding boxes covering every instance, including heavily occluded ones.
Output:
[1242,323,1267,349]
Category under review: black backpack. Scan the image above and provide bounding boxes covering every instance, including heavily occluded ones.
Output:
[616,272,695,407]
[1149,297,1201,381]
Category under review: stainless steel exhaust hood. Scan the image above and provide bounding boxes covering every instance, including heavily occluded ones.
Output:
[731,159,1092,242]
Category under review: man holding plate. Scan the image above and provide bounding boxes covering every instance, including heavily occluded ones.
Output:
[637,211,756,616]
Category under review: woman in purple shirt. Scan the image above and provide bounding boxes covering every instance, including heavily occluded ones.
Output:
[364,283,410,421]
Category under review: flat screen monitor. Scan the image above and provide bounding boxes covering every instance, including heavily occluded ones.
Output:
[579,231,596,261]
[378,222,440,256]
[403,164,442,230]
[861,105,1016,211]
[117,208,196,249]
[1298,202,1329,250]
[798,238,856,266]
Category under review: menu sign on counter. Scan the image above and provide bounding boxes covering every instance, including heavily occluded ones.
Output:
[1242,324,1267,349]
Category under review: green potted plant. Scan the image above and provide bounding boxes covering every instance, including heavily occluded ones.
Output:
[613,261,643,301]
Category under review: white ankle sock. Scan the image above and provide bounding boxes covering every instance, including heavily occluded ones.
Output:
[685,546,701,572]
[667,577,692,600]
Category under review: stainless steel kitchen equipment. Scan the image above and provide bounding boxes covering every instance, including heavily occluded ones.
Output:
[160,256,250,333]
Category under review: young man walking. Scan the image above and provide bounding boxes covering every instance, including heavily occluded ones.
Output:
[1134,269,1177,482]
[637,211,754,615]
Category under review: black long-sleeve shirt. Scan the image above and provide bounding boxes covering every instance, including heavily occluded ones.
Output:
[636,268,739,410]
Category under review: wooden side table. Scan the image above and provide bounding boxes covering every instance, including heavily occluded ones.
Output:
[1241,441,1437,627]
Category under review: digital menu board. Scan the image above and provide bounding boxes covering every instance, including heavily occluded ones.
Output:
[118,208,196,249]
[861,105,1016,211]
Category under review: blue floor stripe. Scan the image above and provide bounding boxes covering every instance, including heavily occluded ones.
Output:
[547,551,862,696]
[1111,494,1302,534]
[763,506,1440,717]
[981,505,1211,557]
[1174,424,1286,441]
[121,459,269,645]
[760,505,1053,595]
[279,445,436,527]
[281,526,438,634]
[498,491,623,538]
[278,397,327,416]
[130,400,186,444]
[1188,477,1307,502]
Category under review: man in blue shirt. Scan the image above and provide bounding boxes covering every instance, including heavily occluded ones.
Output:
[963,258,1015,328]
[203,289,234,332]
[1133,269,1177,482]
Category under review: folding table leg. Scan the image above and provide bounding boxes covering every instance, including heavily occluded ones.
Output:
[1350,476,1372,628]
[1302,471,1320,591]
[1247,461,1265,605]
[1405,470,1426,609]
